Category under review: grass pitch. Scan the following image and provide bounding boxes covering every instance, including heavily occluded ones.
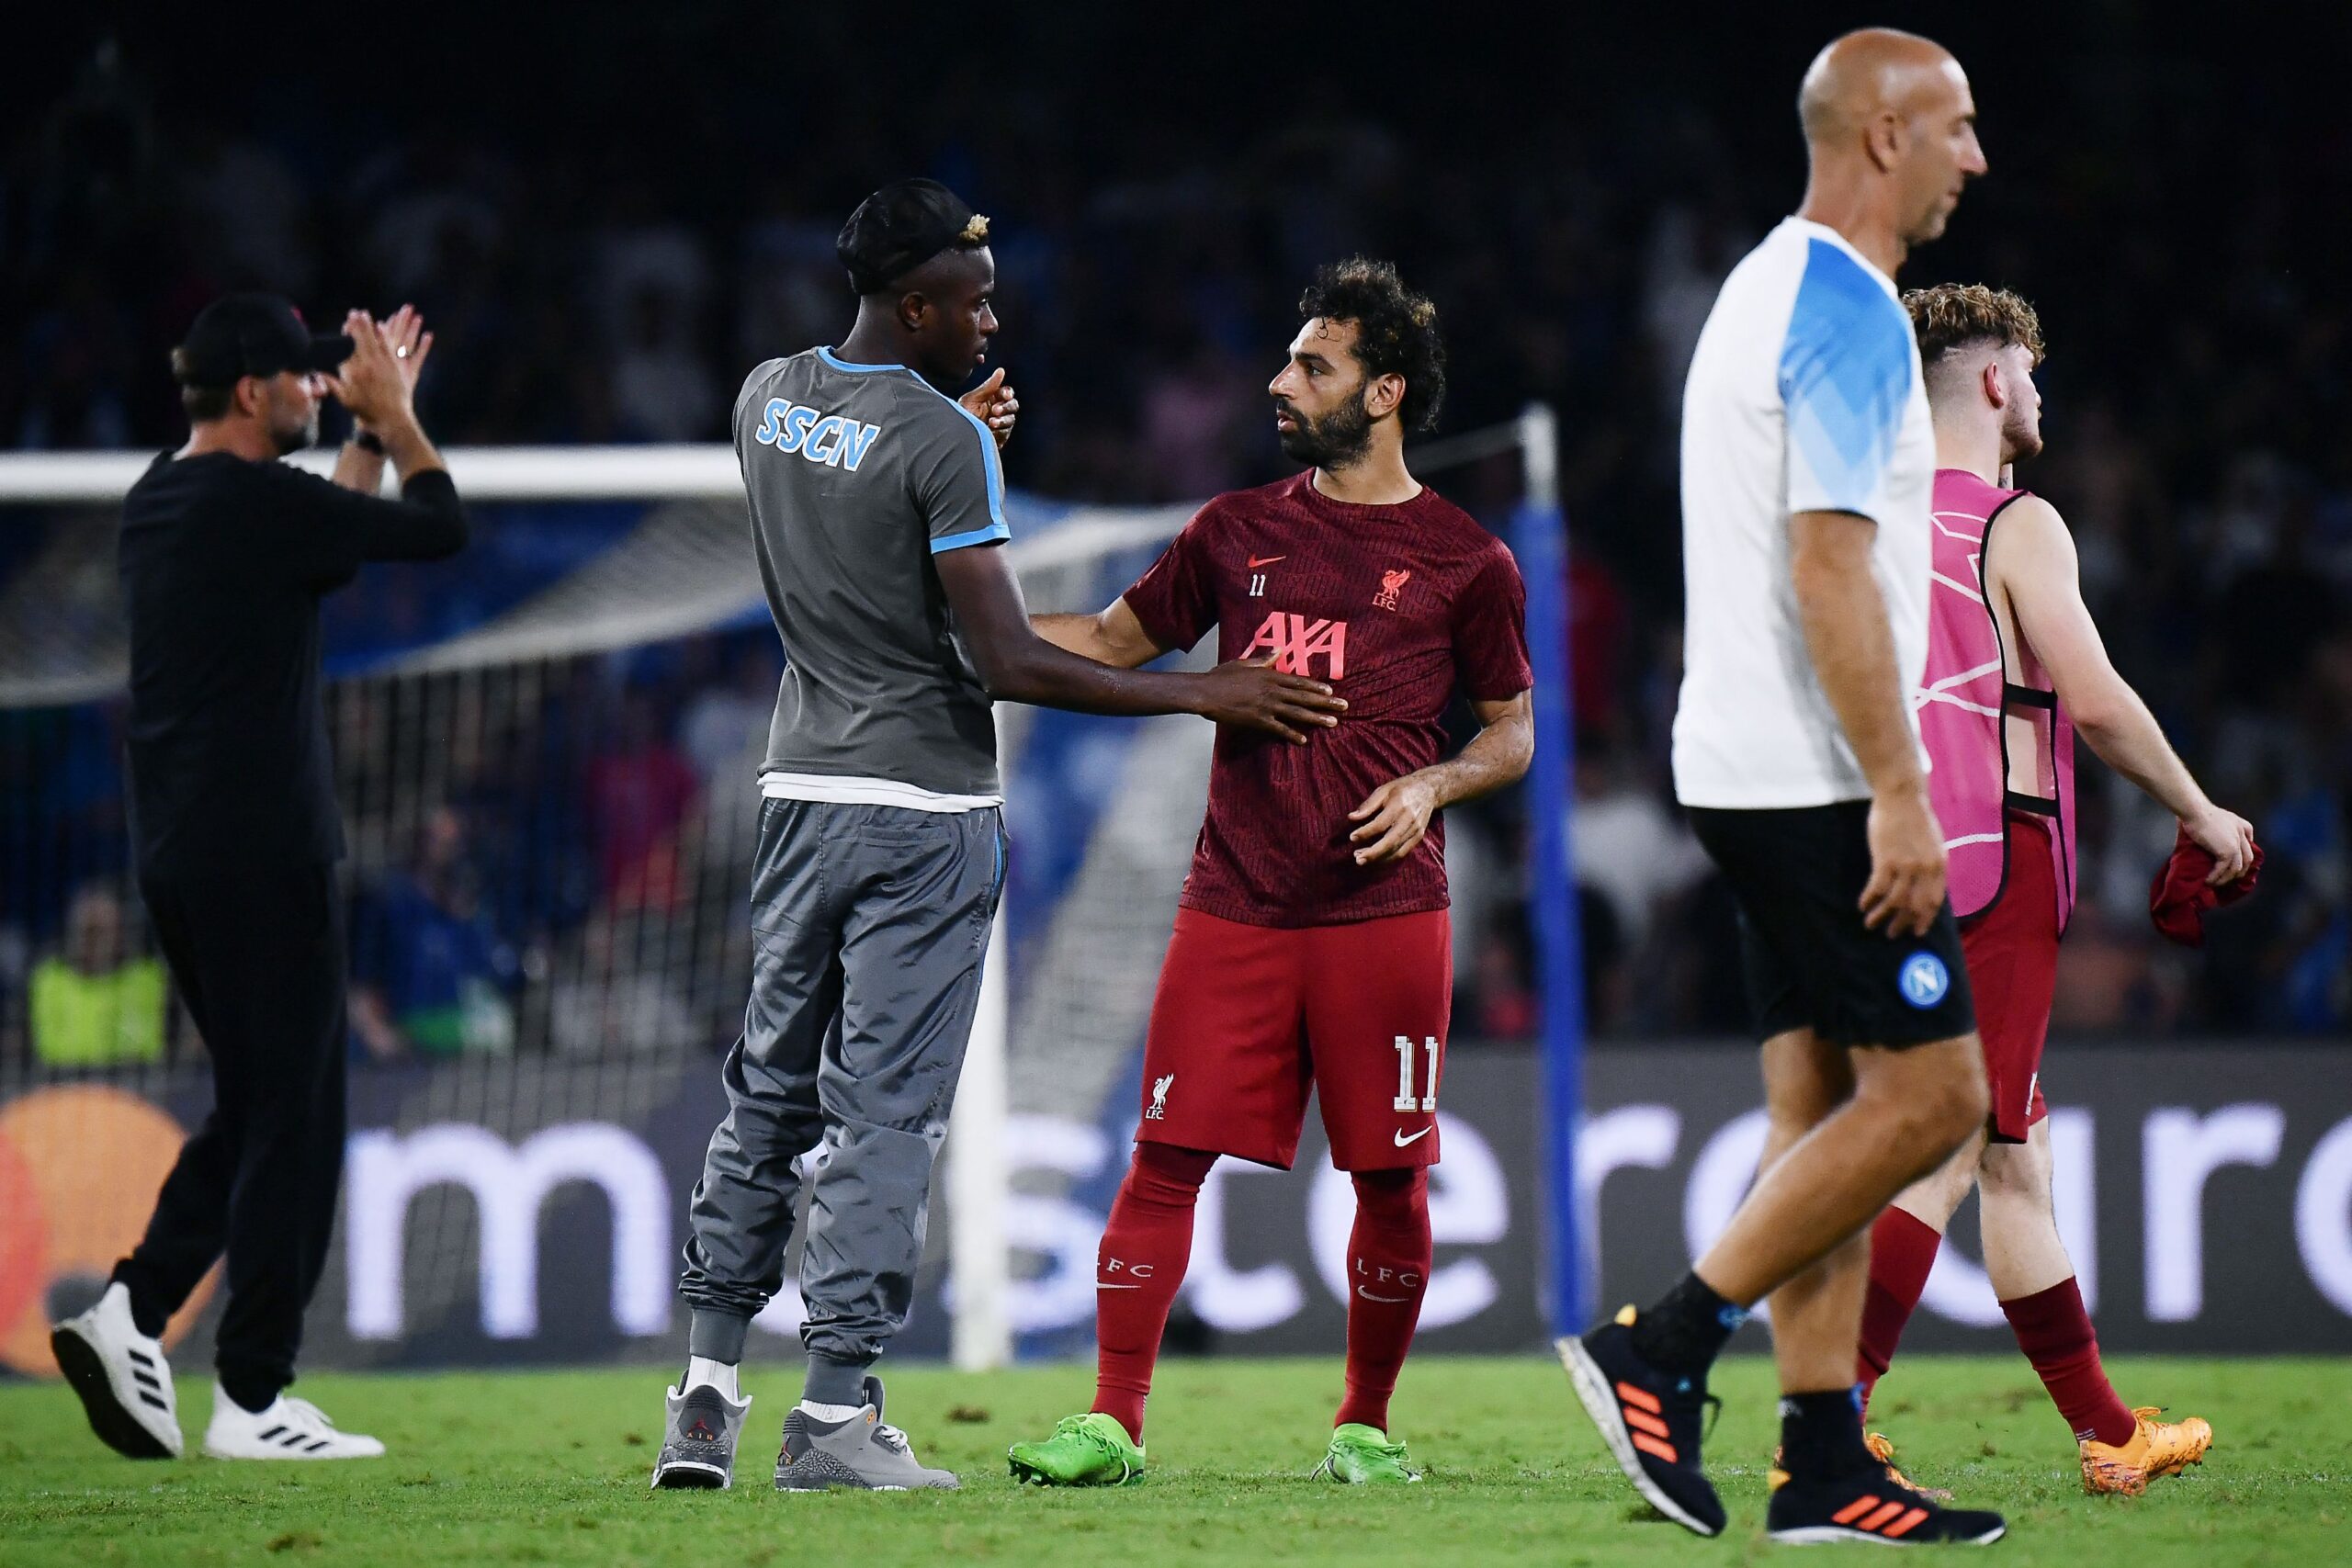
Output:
[2,1355,2346,1566]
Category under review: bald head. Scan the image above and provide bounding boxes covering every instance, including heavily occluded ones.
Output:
[1800,28,1962,146]
[1795,28,1985,260]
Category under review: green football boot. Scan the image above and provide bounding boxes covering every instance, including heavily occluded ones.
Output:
[1317,1422,1423,1484]
[1007,1412,1146,1486]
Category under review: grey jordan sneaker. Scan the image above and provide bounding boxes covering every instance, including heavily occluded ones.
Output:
[651,1380,752,1489]
[774,1376,958,1491]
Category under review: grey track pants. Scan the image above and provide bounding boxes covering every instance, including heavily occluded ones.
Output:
[678,796,1005,1371]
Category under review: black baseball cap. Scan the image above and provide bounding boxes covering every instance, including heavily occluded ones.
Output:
[836,179,990,296]
[171,293,354,388]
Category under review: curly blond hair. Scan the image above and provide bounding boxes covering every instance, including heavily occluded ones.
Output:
[1904,283,2046,371]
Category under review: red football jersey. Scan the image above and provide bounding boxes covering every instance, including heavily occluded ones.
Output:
[1123,471,1532,929]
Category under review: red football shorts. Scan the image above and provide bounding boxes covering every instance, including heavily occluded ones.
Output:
[1962,815,2061,1143]
[1135,906,1452,1171]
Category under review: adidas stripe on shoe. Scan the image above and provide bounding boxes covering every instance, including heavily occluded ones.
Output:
[1558,1306,1725,1538]
[1765,1462,2006,1546]
[51,1282,181,1460]
[202,1386,385,1461]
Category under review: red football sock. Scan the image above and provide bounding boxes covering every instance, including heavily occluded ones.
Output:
[1334,1168,1432,1433]
[1090,1143,1216,1445]
[1857,1206,1943,1409]
[2001,1278,2136,1449]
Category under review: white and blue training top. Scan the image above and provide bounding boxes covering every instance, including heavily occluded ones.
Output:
[1671,216,1936,810]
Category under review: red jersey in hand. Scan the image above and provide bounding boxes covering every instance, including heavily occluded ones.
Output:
[1122,471,1532,928]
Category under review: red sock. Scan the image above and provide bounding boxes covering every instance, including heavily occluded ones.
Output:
[1334,1168,1432,1432]
[1090,1143,1216,1444]
[2001,1278,2136,1448]
[1857,1206,1942,1409]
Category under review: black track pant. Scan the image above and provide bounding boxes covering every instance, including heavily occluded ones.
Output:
[112,859,347,1409]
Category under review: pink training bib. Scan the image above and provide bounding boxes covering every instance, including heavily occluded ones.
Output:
[1918,468,2076,928]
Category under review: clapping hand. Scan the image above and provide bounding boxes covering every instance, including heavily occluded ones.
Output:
[376,304,433,401]
[325,306,431,434]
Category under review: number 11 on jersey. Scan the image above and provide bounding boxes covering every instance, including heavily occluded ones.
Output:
[1392,1034,1441,1112]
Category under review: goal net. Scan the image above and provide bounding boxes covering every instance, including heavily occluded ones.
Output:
[0,422,1577,1380]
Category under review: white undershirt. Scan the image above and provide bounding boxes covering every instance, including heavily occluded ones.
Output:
[759,770,1001,814]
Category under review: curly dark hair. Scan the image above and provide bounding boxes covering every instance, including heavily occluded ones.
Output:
[1297,257,1447,433]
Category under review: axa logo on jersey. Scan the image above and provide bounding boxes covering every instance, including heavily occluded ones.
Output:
[1243,611,1348,680]
[752,398,883,470]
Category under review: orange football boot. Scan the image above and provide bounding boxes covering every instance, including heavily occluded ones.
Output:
[2079,1407,2212,1495]
[1866,1431,1953,1502]
[2132,1406,2213,1478]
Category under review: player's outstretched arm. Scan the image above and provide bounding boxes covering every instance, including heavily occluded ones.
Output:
[1348,691,1532,865]
[1790,508,1945,937]
[1031,597,1166,669]
[934,544,1346,740]
[1994,496,2255,884]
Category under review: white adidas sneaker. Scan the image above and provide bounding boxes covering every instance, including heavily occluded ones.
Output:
[51,1281,182,1459]
[203,1385,386,1461]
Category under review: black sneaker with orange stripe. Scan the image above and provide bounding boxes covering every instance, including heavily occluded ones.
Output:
[1558,1306,1725,1537]
[1765,1460,2006,1546]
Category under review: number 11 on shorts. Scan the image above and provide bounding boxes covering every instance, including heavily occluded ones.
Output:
[1391,1034,1441,1112]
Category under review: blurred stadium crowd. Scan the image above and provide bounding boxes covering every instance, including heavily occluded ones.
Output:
[2,11,2346,1063]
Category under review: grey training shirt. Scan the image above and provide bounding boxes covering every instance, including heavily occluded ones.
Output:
[735,346,1010,798]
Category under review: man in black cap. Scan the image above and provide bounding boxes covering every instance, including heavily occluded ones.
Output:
[51,296,467,1464]
[650,180,1343,1492]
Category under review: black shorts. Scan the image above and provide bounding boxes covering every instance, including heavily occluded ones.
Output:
[1688,800,1976,1049]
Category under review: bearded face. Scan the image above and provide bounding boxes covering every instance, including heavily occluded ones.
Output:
[262,372,322,455]
[1274,383,1374,469]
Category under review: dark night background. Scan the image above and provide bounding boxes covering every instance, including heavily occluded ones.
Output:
[4,3,2346,1054]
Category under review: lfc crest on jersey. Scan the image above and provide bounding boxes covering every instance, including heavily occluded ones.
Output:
[1374,569,1412,611]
